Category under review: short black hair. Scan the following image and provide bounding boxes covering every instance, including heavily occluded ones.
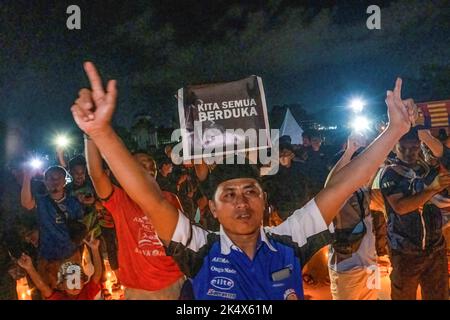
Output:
[279,135,292,145]
[279,143,294,153]
[310,131,322,139]
[68,155,86,171]
[158,157,173,169]
[399,128,419,143]
[44,165,67,180]
[205,158,261,199]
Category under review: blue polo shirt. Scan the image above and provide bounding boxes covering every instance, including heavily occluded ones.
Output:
[166,199,332,300]
[35,195,83,261]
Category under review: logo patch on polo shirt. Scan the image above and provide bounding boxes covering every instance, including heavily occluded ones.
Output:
[212,257,229,263]
[284,288,298,300]
[211,276,234,290]
[210,266,237,274]
[207,289,236,299]
[271,267,292,282]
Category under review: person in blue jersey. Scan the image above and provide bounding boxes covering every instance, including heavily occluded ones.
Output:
[70,61,416,299]
[380,129,450,300]
[21,165,83,289]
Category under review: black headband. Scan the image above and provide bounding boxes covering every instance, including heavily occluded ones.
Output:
[205,160,261,199]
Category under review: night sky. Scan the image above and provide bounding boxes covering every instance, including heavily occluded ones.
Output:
[1,0,449,154]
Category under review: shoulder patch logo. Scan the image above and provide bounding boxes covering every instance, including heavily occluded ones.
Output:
[381,181,395,189]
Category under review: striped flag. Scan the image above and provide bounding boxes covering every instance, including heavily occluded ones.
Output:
[415,100,450,128]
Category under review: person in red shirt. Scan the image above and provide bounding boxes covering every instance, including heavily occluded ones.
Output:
[85,139,185,299]
[17,233,102,300]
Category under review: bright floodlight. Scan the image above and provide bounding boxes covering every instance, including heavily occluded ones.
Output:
[55,135,70,148]
[349,98,365,113]
[29,158,43,169]
[351,116,371,132]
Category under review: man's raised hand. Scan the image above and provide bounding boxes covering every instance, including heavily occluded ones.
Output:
[71,62,117,137]
[418,129,433,142]
[428,173,450,192]
[83,232,100,251]
[17,253,33,271]
[347,132,366,153]
[385,78,414,135]
[403,98,418,127]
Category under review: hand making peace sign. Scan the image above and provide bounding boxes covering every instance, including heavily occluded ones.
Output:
[385,78,417,135]
[71,62,117,137]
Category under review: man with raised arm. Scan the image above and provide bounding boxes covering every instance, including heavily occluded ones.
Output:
[83,137,185,299]
[71,62,416,300]
[380,129,450,300]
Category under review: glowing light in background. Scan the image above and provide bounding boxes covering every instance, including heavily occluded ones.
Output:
[349,98,366,113]
[29,158,43,169]
[55,134,70,148]
[351,116,371,133]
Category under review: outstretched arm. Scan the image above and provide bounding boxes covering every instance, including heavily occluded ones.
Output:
[418,129,444,158]
[84,134,113,199]
[17,254,53,299]
[325,132,365,187]
[83,234,103,284]
[56,147,68,168]
[71,62,179,245]
[386,173,450,215]
[316,79,416,225]
[21,169,36,210]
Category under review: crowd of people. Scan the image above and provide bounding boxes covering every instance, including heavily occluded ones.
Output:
[0,62,449,300]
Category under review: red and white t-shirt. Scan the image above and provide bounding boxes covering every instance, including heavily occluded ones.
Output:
[47,281,101,300]
[102,186,183,291]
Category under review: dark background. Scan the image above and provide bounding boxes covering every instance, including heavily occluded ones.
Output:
[1,0,449,160]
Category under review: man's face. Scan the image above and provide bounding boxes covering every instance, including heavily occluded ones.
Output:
[279,149,294,167]
[302,137,311,147]
[209,178,265,236]
[133,153,157,177]
[162,163,173,175]
[395,139,421,165]
[311,137,322,150]
[71,165,86,186]
[45,171,66,194]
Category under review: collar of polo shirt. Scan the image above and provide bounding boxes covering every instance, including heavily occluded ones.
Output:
[219,225,277,255]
